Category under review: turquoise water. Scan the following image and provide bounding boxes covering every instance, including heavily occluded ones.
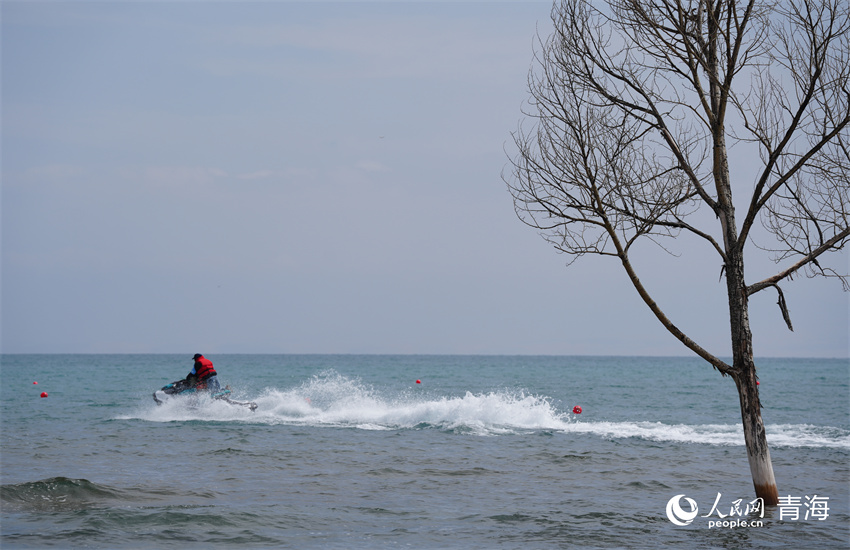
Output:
[1,354,848,548]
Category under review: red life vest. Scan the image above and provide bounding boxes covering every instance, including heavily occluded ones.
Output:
[194,356,216,380]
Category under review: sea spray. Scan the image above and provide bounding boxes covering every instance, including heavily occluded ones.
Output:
[248,370,572,434]
[123,370,850,447]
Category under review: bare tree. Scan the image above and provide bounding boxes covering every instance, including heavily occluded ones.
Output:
[506,0,849,505]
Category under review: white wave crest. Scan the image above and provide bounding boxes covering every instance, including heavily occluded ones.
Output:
[127,371,849,448]
[562,421,850,448]
[250,371,569,435]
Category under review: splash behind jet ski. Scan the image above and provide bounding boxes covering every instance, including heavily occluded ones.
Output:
[153,379,258,411]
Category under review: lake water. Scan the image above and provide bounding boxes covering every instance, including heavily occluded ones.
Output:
[1,354,848,548]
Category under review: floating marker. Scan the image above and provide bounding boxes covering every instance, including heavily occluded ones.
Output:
[33,381,38,385]
[416,379,421,384]
[40,392,48,398]
[756,381,760,385]
[572,405,582,414]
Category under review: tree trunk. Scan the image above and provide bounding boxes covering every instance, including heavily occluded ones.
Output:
[732,360,779,506]
[708,12,779,499]
[725,248,780,506]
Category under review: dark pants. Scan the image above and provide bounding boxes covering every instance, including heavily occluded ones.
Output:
[202,375,221,392]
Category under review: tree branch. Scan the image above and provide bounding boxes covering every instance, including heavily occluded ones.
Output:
[617,246,734,375]
[740,115,850,246]
[769,283,794,331]
[746,227,850,295]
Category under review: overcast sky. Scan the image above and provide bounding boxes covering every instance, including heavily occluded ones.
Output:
[2,1,847,357]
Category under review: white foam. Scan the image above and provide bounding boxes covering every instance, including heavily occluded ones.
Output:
[125,371,850,448]
[250,379,569,435]
[121,390,259,423]
[555,421,849,448]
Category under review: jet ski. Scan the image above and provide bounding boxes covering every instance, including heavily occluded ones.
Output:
[153,379,258,411]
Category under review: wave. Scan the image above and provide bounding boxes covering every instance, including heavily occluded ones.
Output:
[0,477,219,513]
[561,421,850,448]
[0,477,125,512]
[123,371,849,448]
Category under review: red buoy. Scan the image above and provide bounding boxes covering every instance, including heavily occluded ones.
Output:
[572,405,582,414]
[416,379,421,384]
[33,381,38,385]
[40,392,48,398]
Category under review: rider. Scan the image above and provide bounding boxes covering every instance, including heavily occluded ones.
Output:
[187,353,221,392]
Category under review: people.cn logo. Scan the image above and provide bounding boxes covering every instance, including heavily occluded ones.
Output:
[666,494,699,526]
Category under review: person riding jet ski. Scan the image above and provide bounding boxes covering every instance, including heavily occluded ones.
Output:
[187,353,220,392]
[153,354,257,410]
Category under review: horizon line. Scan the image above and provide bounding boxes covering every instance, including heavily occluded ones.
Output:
[1,351,847,360]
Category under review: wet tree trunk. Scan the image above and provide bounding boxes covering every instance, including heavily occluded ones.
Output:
[732,355,779,506]
[724,235,780,505]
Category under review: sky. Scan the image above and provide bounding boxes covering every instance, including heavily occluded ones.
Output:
[1,0,847,357]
